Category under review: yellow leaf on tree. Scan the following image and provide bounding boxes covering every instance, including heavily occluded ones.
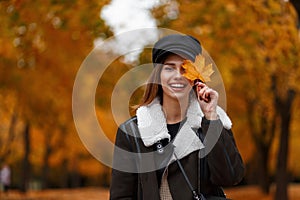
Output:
[182,54,214,83]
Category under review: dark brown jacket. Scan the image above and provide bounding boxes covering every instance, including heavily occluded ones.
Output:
[110,117,244,200]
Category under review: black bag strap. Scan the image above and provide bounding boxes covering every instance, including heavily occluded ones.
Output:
[174,153,206,200]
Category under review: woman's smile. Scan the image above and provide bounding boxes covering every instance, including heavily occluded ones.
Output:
[168,82,188,92]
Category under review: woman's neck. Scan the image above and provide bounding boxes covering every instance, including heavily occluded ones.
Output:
[162,97,189,124]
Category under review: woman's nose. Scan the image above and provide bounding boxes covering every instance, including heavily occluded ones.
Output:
[174,67,183,78]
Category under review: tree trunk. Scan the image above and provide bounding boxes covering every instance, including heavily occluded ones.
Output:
[275,121,289,200]
[257,144,271,194]
[0,109,17,164]
[274,90,295,200]
[21,121,31,192]
[246,100,273,194]
[41,140,52,189]
[60,158,69,188]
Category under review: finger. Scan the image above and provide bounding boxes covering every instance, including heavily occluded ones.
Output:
[195,81,205,87]
[198,86,206,99]
[197,83,208,93]
[199,87,210,102]
[206,88,218,99]
[205,89,219,105]
[195,82,204,93]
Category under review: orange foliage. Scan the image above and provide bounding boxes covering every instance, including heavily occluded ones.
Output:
[182,54,214,83]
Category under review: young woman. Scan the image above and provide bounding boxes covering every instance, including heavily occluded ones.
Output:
[110,34,244,200]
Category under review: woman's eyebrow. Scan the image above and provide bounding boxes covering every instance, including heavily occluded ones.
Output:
[163,61,176,65]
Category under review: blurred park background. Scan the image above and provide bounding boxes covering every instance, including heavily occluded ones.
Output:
[1,0,300,199]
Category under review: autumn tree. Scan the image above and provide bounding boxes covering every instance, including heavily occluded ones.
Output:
[0,0,109,189]
[163,1,300,199]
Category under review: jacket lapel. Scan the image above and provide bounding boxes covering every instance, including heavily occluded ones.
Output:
[171,120,204,161]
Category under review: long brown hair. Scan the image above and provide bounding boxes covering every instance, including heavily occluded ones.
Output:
[133,64,164,111]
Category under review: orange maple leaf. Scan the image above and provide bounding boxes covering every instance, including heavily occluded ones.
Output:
[181,54,214,83]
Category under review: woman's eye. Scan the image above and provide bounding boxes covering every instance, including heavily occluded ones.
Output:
[163,66,174,71]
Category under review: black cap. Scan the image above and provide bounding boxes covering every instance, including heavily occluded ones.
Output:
[152,34,202,64]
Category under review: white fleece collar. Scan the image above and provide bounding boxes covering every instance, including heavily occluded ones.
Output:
[136,94,232,148]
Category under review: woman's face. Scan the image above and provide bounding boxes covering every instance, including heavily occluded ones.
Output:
[160,54,193,103]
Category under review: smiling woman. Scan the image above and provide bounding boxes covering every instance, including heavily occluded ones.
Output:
[159,54,193,124]
[109,34,245,200]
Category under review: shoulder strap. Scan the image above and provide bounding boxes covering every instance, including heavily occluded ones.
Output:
[174,153,206,200]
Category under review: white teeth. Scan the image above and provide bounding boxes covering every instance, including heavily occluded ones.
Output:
[170,84,185,88]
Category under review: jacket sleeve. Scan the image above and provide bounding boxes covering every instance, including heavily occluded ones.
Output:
[110,127,138,200]
[200,118,245,186]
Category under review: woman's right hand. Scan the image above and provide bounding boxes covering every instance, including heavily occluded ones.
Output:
[195,82,219,120]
